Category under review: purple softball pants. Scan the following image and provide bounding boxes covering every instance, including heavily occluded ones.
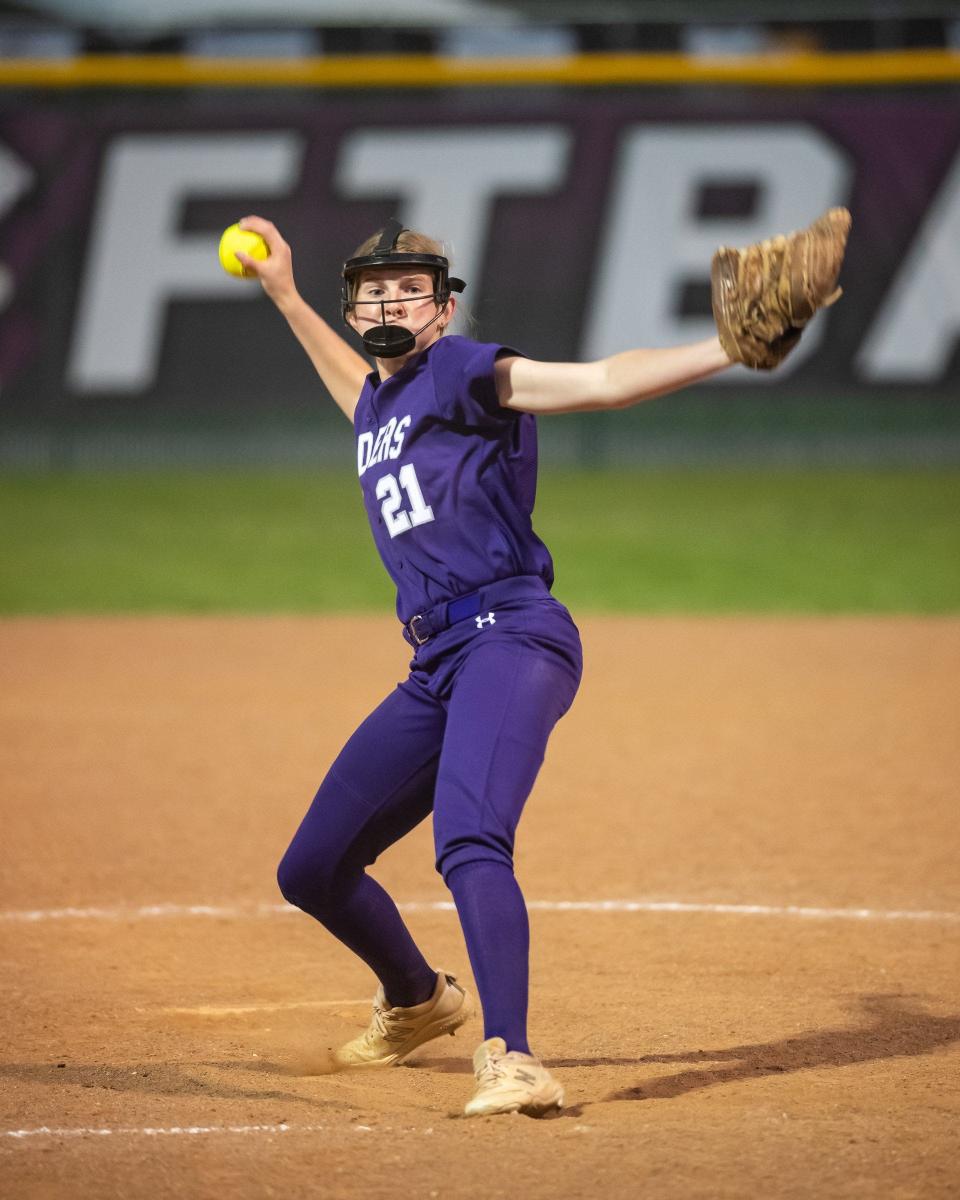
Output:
[276,583,582,1051]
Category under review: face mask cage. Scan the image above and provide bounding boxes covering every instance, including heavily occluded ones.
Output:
[341,219,466,357]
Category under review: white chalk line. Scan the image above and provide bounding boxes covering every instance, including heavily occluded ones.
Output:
[1,898,958,923]
[3,1122,393,1142]
[162,999,370,1016]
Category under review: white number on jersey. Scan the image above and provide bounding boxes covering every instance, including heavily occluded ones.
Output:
[375,464,435,539]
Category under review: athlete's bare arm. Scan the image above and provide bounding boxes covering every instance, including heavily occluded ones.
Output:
[494,338,732,415]
[236,216,370,422]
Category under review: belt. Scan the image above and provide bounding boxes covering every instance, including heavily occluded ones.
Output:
[403,575,549,647]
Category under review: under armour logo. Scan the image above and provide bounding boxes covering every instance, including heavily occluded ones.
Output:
[475,612,496,629]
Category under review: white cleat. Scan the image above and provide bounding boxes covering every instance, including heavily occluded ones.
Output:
[332,971,471,1069]
[464,1037,564,1118]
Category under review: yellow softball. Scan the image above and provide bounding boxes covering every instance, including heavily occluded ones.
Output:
[218,223,269,278]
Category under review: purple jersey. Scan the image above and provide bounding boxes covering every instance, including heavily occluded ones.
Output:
[353,335,555,623]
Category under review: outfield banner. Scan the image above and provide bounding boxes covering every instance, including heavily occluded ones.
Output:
[2,89,959,430]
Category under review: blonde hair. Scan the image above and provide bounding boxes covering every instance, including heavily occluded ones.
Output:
[346,227,469,335]
[347,228,450,302]
[351,227,445,259]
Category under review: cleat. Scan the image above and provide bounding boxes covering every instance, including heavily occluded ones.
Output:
[464,1037,564,1118]
[332,971,471,1069]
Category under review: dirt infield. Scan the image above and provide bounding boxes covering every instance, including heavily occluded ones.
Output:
[2,615,959,1199]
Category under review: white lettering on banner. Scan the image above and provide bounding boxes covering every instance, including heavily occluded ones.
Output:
[66,133,303,392]
[857,149,960,381]
[335,127,570,297]
[0,144,34,313]
[39,120,960,392]
[358,414,412,477]
[582,125,850,379]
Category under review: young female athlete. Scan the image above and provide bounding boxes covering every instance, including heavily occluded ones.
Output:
[235,214,733,1118]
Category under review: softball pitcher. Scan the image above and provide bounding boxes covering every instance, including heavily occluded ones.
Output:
[234,210,848,1118]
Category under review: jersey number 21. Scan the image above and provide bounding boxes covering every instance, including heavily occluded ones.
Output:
[376,464,435,538]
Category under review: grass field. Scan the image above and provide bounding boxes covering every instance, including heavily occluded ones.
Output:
[1,468,958,613]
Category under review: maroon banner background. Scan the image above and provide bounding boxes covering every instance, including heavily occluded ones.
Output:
[1,88,959,435]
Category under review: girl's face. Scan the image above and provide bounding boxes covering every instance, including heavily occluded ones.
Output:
[347,267,456,363]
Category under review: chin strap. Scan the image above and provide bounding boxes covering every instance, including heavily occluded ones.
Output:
[362,302,449,358]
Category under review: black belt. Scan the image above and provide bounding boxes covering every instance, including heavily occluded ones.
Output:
[403,575,549,647]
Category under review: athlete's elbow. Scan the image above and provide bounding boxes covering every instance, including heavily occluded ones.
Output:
[606,390,645,411]
[580,362,627,412]
[588,381,644,412]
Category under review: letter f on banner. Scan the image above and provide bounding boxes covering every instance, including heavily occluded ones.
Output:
[67,133,302,393]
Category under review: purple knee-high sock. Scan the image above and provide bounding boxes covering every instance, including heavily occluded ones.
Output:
[311,873,437,1009]
[446,860,531,1055]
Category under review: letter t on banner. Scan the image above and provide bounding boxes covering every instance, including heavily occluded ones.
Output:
[335,127,570,299]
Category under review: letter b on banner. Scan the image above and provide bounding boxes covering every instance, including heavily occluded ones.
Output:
[583,125,850,376]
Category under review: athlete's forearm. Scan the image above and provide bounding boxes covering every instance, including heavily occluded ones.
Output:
[600,337,733,410]
[274,292,371,421]
[497,337,733,415]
